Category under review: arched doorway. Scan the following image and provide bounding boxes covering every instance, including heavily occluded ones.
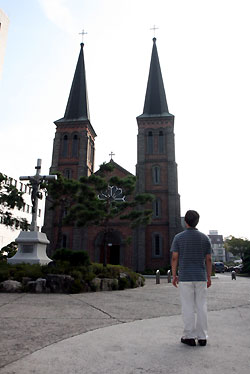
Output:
[94,230,123,265]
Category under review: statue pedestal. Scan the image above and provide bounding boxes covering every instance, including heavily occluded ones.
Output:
[7,231,52,265]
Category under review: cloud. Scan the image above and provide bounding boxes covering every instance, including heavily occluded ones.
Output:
[38,0,77,34]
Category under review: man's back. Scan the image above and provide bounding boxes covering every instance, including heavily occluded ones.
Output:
[171,228,211,282]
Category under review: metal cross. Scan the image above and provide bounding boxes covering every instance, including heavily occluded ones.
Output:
[150,25,159,37]
[109,151,115,160]
[79,29,88,43]
[20,159,57,232]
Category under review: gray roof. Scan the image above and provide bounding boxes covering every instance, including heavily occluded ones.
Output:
[138,38,173,118]
[57,43,90,122]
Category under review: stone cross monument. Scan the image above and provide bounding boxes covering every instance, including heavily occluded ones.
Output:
[20,159,56,231]
[8,159,57,265]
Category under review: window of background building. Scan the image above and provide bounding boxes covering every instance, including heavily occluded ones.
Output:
[64,169,72,179]
[152,233,163,257]
[159,131,164,153]
[72,134,79,157]
[152,165,160,184]
[153,198,161,218]
[62,234,68,248]
[147,131,153,154]
[62,135,68,157]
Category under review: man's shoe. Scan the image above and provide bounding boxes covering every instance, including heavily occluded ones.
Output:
[181,337,196,346]
[198,339,207,346]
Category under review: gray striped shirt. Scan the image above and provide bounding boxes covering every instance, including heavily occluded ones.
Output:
[170,228,212,281]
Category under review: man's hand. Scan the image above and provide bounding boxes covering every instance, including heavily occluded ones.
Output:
[172,275,179,288]
[207,276,211,288]
[171,252,179,288]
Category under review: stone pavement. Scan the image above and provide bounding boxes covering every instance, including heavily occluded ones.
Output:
[0,274,250,373]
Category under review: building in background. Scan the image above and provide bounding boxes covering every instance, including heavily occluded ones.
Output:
[0,174,45,249]
[43,38,182,271]
[208,230,226,262]
[0,8,9,79]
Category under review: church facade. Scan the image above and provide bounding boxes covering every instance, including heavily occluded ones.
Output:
[43,39,182,272]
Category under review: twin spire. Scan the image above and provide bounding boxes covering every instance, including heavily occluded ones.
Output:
[139,37,173,118]
[59,43,90,122]
[59,37,172,122]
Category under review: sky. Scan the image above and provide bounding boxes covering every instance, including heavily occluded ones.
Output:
[0,0,250,239]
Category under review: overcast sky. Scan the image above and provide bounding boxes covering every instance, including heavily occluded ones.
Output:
[0,0,250,239]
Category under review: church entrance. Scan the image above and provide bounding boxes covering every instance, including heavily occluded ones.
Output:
[95,230,122,266]
[108,244,120,265]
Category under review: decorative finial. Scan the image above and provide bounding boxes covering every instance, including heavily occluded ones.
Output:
[150,25,159,38]
[79,29,87,44]
[109,151,115,160]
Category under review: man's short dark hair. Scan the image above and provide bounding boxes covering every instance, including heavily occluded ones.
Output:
[185,210,200,227]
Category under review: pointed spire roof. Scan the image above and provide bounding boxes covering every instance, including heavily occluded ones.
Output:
[56,43,90,122]
[138,38,173,118]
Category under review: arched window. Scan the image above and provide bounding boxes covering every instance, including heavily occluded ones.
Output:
[152,233,163,257]
[63,169,72,179]
[147,131,153,154]
[72,134,79,157]
[88,138,94,163]
[159,131,164,154]
[153,198,161,218]
[62,234,68,248]
[90,141,94,164]
[152,165,160,184]
[62,135,68,157]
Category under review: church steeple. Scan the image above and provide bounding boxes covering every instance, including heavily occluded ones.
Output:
[138,38,173,118]
[59,43,90,122]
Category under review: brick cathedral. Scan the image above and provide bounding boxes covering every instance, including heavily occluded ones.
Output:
[43,38,182,272]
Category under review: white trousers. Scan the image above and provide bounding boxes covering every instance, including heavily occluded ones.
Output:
[179,282,208,340]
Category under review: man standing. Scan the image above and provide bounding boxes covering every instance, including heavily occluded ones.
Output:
[171,210,212,347]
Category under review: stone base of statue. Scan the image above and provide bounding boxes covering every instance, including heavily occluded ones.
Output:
[7,231,52,265]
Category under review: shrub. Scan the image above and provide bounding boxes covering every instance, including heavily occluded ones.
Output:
[70,279,86,293]
[52,249,91,267]
[111,280,119,290]
[52,248,72,262]
[118,277,130,290]
[0,267,10,282]
[70,251,90,267]
[69,270,83,280]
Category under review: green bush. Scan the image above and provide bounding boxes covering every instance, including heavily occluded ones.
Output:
[111,280,119,290]
[52,248,72,262]
[69,270,83,280]
[118,277,130,290]
[0,267,10,282]
[70,279,86,293]
[52,249,91,267]
[0,257,144,293]
[70,251,91,267]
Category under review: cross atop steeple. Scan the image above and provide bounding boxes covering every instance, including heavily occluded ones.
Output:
[109,151,115,160]
[150,25,159,37]
[79,29,88,43]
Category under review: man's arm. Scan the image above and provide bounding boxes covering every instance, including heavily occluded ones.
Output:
[171,252,179,288]
[206,253,212,288]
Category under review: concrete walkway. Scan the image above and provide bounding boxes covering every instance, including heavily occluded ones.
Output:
[1,275,250,373]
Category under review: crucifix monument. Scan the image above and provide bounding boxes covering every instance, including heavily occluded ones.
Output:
[8,159,57,265]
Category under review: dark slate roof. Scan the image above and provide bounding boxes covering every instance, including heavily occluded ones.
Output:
[57,43,90,122]
[138,38,173,118]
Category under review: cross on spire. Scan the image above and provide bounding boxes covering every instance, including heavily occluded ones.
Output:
[109,151,115,160]
[150,25,159,37]
[79,29,87,43]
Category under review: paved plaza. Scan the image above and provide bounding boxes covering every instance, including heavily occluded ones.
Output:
[0,274,250,373]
